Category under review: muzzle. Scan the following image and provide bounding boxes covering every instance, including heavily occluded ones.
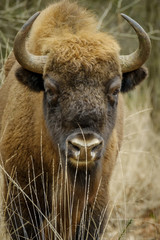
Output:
[66,131,104,167]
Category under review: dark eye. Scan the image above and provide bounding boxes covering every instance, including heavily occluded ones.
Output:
[46,86,58,104]
[46,87,57,96]
[112,88,120,96]
[44,75,59,104]
[107,77,121,106]
[107,76,121,95]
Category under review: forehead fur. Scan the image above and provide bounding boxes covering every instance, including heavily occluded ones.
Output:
[28,0,120,75]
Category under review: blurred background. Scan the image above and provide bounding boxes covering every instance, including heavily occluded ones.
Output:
[0,0,160,239]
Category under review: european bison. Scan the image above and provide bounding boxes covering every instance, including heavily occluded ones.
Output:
[0,1,150,239]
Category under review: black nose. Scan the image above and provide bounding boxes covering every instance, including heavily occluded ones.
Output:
[67,132,103,164]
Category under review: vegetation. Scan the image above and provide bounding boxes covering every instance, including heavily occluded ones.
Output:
[0,0,160,239]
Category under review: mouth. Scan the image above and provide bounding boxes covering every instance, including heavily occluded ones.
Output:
[68,157,98,168]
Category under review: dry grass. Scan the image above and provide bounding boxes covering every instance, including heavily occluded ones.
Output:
[105,89,160,239]
[0,42,11,85]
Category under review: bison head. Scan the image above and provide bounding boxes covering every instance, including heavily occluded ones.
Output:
[14,10,150,174]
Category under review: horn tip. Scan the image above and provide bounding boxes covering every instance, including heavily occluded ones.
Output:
[21,12,41,32]
[120,13,132,22]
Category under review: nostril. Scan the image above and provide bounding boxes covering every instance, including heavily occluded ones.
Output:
[90,141,103,160]
[91,142,102,152]
[68,141,80,158]
[68,141,80,152]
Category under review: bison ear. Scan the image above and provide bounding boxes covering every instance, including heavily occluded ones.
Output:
[121,66,148,93]
[15,67,44,92]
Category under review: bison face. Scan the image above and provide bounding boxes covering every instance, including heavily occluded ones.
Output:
[16,64,148,172]
[42,71,121,169]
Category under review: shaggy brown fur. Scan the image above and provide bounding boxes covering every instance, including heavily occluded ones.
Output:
[0,1,148,240]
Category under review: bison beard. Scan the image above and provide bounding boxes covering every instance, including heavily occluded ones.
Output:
[0,1,150,240]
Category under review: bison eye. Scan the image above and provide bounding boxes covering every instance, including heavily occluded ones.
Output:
[44,75,59,104]
[108,77,121,92]
[46,86,59,104]
[107,77,121,106]
[107,88,120,106]
[112,88,120,96]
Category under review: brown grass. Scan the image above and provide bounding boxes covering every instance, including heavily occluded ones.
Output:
[106,89,160,239]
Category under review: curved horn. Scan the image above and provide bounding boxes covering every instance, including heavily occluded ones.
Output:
[13,12,47,74]
[120,13,151,73]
